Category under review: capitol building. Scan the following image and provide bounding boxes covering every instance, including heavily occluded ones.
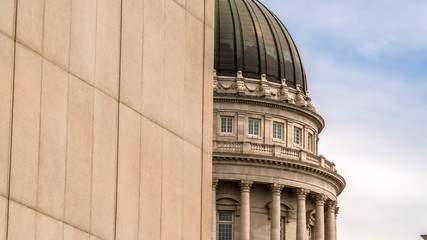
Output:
[0,0,345,239]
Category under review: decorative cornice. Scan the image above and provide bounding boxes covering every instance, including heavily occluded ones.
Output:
[268,183,284,195]
[212,179,219,191]
[296,188,310,200]
[213,95,325,132]
[314,194,328,205]
[239,180,253,192]
[212,154,346,195]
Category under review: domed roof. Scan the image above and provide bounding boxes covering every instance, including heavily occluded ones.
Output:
[214,0,307,92]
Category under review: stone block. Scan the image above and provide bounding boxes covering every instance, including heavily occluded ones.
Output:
[203,27,214,153]
[36,213,63,240]
[181,141,202,240]
[94,0,121,99]
[69,0,97,84]
[64,224,89,240]
[205,0,215,30]
[64,75,94,231]
[116,104,140,240]
[43,0,71,69]
[16,0,44,53]
[0,0,16,38]
[163,0,185,137]
[37,60,68,220]
[201,151,212,239]
[91,90,118,240]
[141,0,165,123]
[186,0,204,21]
[161,129,183,240]
[184,13,204,148]
[0,196,6,240]
[0,34,14,197]
[8,201,36,240]
[120,0,143,111]
[10,44,42,208]
[139,116,162,239]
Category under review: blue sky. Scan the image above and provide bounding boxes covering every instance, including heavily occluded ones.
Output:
[262,0,427,239]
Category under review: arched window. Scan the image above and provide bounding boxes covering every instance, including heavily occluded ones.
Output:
[216,196,240,240]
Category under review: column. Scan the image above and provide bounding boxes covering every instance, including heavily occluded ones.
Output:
[269,184,284,240]
[325,201,337,240]
[212,180,219,240]
[239,180,253,240]
[314,194,328,240]
[296,188,310,240]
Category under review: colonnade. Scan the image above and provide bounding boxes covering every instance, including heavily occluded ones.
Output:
[211,180,339,240]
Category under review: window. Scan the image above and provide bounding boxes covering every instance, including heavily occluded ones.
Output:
[248,119,260,135]
[294,127,301,145]
[218,211,233,240]
[273,122,283,140]
[221,117,233,133]
[308,226,314,240]
[307,133,313,151]
[280,217,286,240]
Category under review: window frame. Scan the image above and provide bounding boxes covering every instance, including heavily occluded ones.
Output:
[307,132,313,152]
[293,127,302,146]
[217,211,234,240]
[248,118,260,136]
[272,122,284,141]
[220,116,234,134]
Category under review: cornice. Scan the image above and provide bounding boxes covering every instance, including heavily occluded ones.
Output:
[214,95,325,132]
[212,153,346,195]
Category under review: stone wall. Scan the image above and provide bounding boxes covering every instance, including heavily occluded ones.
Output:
[0,0,214,239]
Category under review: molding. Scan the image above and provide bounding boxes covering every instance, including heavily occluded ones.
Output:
[213,95,325,132]
[212,153,346,195]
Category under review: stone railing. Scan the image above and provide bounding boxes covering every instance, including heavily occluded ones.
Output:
[213,140,336,172]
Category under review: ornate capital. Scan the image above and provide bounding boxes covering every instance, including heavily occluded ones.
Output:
[326,201,337,213]
[239,180,253,192]
[313,194,328,205]
[268,183,284,195]
[212,179,219,191]
[296,188,310,200]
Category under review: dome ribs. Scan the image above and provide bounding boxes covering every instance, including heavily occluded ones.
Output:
[242,0,267,78]
[234,0,260,78]
[214,0,308,92]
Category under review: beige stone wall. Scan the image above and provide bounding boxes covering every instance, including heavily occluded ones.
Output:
[0,0,214,239]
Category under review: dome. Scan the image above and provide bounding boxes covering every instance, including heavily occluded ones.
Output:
[214,0,307,92]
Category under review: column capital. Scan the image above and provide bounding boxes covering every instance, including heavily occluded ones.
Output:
[212,179,219,190]
[268,183,284,195]
[239,180,253,192]
[313,194,328,206]
[326,201,337,213]
[296,188,310,200]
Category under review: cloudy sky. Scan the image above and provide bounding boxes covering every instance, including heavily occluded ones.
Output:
[262,0,427,239]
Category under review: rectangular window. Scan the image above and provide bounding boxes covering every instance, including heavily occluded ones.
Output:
[280,217,285,240]
[218,211,233,240]
[294,127,301,145]
[273,122,283,140]
[307,133,313,151]
[221,117,233,133]
[248,119,260,135]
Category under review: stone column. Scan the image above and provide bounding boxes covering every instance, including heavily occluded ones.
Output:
[239,180,253,240]
[212,180,219,240]
[269,184,284,240]
[314,194,328,240]
[325,201,337,240]
[296,188,310,240]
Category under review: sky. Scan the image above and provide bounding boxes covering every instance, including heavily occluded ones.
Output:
[261,0,427,239]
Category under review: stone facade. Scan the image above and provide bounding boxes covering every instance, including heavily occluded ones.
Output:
[212,78,345,240]
[0,0,214,239]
